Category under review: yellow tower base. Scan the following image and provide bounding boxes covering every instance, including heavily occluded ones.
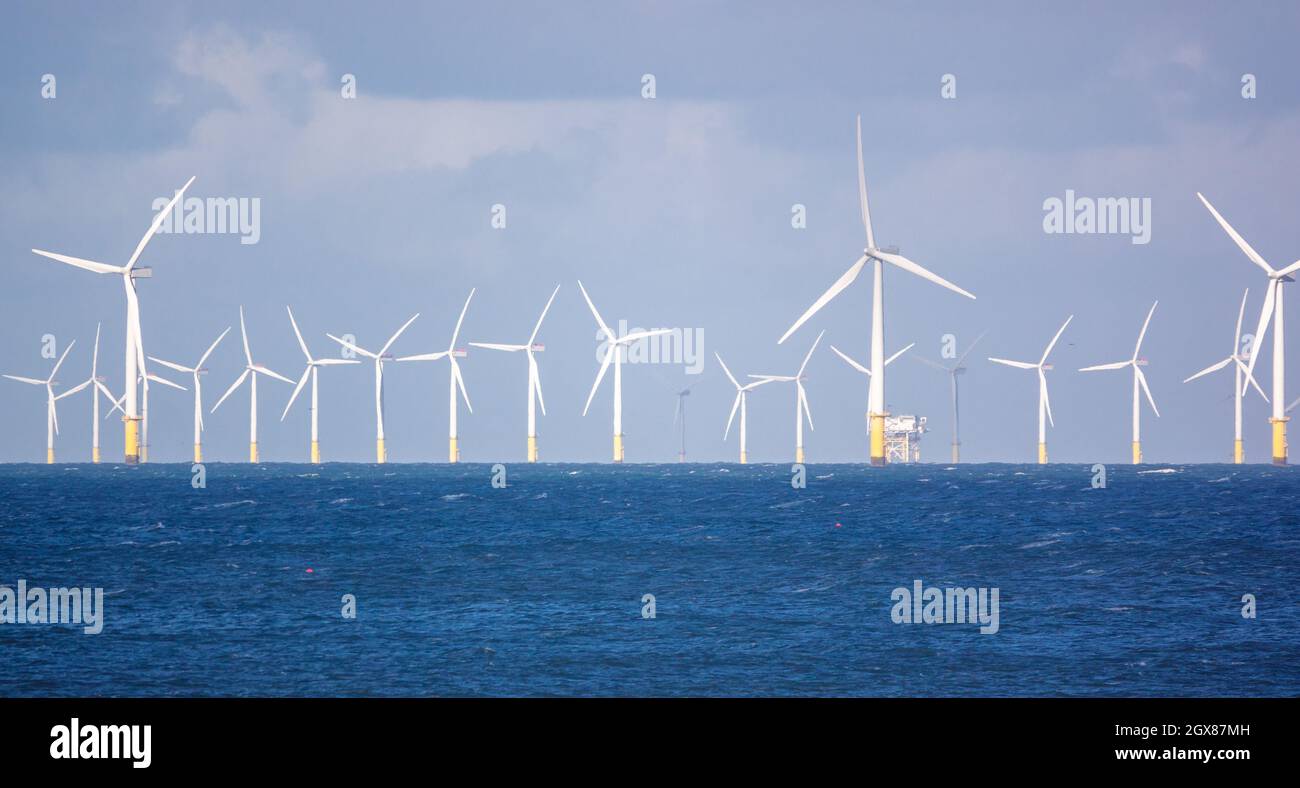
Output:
[952,444,959,463]
[1037,442,1047,464]
[740,450,748,465]
[377,437,386,464]
[795,447,804,464]
[249,442,259,463]
[1233,438,1243,465]
[1131,441,1142,465]
[448,437,459,463]
[869,413,885,466]
[527,435,538,463]
[46,447,55,464]
[311,440,321,464]
[193,444,202,464]
[141,444,148,463]
[93,446,101,464]
[613,434,624,463]
[1271,417,1288,465]
[124,418,140,464]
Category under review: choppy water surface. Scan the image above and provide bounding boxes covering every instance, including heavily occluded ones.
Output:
[1,462,1297,696]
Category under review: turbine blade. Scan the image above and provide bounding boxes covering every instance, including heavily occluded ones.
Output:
[198,326,232,369]
[468,342,525,352]
[54,379,91,400]
[282,367,311,421]
[239,306,252,365]
[287,305,311,361]
[1078,361,1130,372]
[50,339,76,381]
[620,329,672,343]
[577,280,615,341]
[529,352,546,416]
[4,375,46,386]
[528,284,561,345]
[30,249,124,275]
[327,333,377,359]
[714,353,740,389]
[1132,301,1158,360]
[1234,357,1270,402]
[582,344,615,417]
[953,329,989,367]
[1039,368,1054,428]
[447,291,474,352]
[1233,288,1248,354]
[148,356,193,374]
[778,254,867,344]
[1040,315,1073,365]
[49,391,59,435]
[724,392,741,440]
[1243,279,1276,388]
[396,351,447,362]
[1196,192,1275,274]
[253,365,294,385]
[830,345,871,376]
[856,114,874,248]
[797,330,825,377]
[212,368,249,412]
[313,358,360,366]
[799,383,814,431]
[884,342,915,366]
[452,359,472,413]
[1183,357,1232,383]
[380,313,420,357]
[126,176,195,270]
[1137,366,1160,417]
[988,357,1036,370]
[873,250,975,300]
[146,373,187,391]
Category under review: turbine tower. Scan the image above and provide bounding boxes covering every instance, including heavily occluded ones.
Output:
[212,307,294,463]
[135,343,186,464]
[673,387,691,462]
[779,116,974,466]
[73,324,125,463]
[4,340,76,463]
[1079,302,1160,464]
[715,355,770,464]
[400,291,477,463]
[468,285,560,462]
[281,307,358,464]
[31,176,195,463]
[328,313,419,463]
[910,332,986,463]
[831,341,915,459]
[150,327,232,463]
[1183,289,1268,463]
[750,330,824,464]
[988,316,1072,464]
[578,281,671,463]
[1197,192,1300,464]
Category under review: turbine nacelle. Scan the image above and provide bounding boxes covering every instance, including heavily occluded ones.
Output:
[129,267,153,279]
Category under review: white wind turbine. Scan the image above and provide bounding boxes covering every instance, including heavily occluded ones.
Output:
[831,340,914,459]
[212,307,294,463]
[134,337,186,463]
[578,281,672,463]
[910,331,986,463]
[749,330,824,464]
[779,116,974,466]
[398,291,476,463]
[468,285,560,462]
[281,307,359,464]
[149,327,231,463]
[988,316,1072,464]
[71,324,126,463]
[1197,192,1300,465]
[31,176,196,463]
[328,313,420,463]
[1079,302,1160,464]
[715,354,773,464]
[4,340,77,463]
[673,387,691,462]
[1183,289,1268,463]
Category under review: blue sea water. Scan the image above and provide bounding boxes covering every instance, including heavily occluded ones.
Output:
[1,462,1297,697]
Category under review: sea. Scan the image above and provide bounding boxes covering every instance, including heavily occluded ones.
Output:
[1,462,1296,697]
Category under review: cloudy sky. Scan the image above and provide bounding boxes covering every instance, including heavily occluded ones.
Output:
[2,1,1298,464]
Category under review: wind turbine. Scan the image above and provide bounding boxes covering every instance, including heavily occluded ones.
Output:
[135,341,186,463]
[749,330,824,464]
[1197,192,1300,464]
[149,327,231,463]
[31,176,196,463]
[4,340,76,463]
[212,307,294,463]
[673,387,691,462]
[578,281,672,463]
[714,356,771,464]
[328,313,420,463]
[399,291,476,463]
[279,307,359,464]
[779,116,974,466]
[988,316,1072,464]
[1079,302,1160,464]
[1183,289,1268,463]
[909,331,986,462]
[468,285,560,462]
[831,341,914,459]
[69,324,126,463]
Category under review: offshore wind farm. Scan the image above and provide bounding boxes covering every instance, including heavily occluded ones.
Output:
[2,3,1298,708]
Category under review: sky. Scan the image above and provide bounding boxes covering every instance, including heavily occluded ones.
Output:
[1,1,1298,464]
